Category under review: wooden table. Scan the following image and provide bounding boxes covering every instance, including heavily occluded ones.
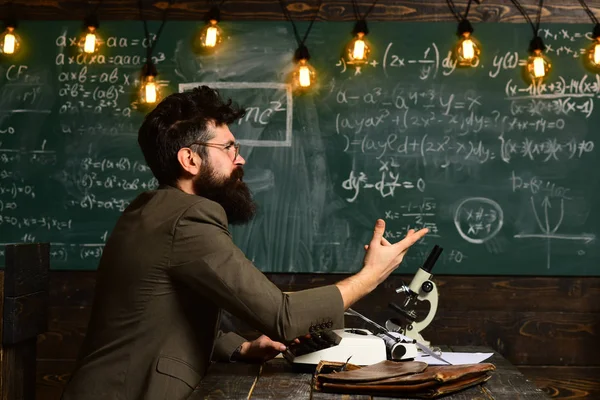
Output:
[191,345,550,399]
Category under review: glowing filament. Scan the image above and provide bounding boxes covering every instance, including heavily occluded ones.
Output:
[593,43,600,65]
[205,26,218,47]
[353,39,366,60]
[298,65,311,87]
[3,32,15,54]
[532,56,546,78]
[144,76,158,104]
[145,82,157,103]
[461,39,475,60]
[84,33,97,53]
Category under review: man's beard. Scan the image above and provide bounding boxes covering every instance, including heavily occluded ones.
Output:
[193,163,257,225]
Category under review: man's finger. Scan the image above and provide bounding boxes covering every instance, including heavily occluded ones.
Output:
[365,235,392,251]
[394,228,429,249]
[272,341,286,352]
[369,219,385,246]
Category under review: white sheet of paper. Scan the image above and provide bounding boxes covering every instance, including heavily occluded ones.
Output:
[415,352,493,365]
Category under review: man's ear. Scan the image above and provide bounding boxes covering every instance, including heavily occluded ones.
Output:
[177,148,202,176]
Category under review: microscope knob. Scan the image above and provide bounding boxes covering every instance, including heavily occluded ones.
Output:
[422,281,434,293]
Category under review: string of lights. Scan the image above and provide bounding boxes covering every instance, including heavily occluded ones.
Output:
[0,1,598,100]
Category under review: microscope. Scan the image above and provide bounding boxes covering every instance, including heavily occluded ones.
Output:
[387,245,443,346]
[284,245,444,367]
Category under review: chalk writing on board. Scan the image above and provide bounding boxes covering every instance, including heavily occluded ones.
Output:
[0,183,36,199]
[504,76,600,103]
[60,122,138,136]
[81,157,151,173]
[0,126,15,135]
[0,148,57,165]
[341,132,594,165]
[511,171,572,199]
[342,171,426,202]
[399,246,468,267]
[381,42,445,80]
[0,215,72,231]
[54,62,169,116]
[384,197,440,239]
[179,82,294,147]
[0,200,17,212]
[514,196,595,268]
[0,82,42,109]
[454,197,504,244]
[0,241,107,261]
[76,174,157,191]
[66,195,130,212]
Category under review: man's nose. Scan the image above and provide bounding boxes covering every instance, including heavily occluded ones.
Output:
[235,154,246,165]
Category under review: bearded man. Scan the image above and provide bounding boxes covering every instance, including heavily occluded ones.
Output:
[61,86,428,400]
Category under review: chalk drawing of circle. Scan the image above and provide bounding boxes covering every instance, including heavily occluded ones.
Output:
[454,197,504,244]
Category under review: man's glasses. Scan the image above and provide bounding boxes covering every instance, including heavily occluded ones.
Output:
[188,141,241,162]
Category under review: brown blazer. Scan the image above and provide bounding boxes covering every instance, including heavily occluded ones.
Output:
[61,185,345,400]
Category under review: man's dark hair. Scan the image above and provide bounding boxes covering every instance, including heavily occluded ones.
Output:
[138,85,246,185]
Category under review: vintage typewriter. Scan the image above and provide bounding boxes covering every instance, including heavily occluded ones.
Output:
[283,328,387,368]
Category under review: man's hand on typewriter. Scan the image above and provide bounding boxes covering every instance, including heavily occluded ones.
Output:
[236,335,288,363]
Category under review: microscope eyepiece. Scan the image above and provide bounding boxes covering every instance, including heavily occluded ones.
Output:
[422,245,443,273]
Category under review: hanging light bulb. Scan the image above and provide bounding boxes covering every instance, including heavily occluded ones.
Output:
[0,21,20,55]
[79,15,101,54]
[586,23,600,70]
[345,20,371,65]
[198,7,223,50]
[455,19,480,67]
[139,62,160,105]
[292,45,316,90]
[525,36,551,82]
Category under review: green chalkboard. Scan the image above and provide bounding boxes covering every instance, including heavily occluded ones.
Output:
[0,20,598,275]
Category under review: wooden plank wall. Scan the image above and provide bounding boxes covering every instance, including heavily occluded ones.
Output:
[1,243,50,400]
[0,0,596,22]
[0,1,596,399]
[0,271,4,398]
[37,273,600,400]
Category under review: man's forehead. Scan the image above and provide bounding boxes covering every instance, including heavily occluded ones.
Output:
[211,123,235,142]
